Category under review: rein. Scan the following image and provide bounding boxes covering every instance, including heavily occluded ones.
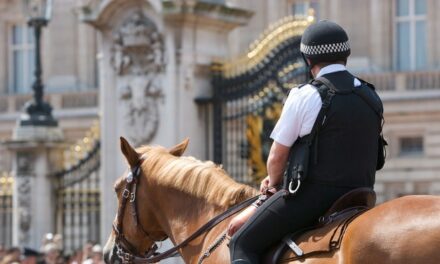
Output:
[113,161,259,264]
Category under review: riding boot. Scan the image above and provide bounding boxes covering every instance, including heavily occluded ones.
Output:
[231,259,252,264]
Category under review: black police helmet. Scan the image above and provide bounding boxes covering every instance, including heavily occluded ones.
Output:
[300,20,350,65]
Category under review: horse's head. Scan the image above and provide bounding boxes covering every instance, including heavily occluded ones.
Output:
[103,137,189,263]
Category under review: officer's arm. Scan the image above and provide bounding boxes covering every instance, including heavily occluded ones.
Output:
[267,141,290,187]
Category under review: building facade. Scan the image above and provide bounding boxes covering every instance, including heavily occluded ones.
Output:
[0,0,439,254]
[0,0,101,252]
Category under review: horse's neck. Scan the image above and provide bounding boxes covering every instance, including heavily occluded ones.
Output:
[153,189,228,243]
[152,185,249,264]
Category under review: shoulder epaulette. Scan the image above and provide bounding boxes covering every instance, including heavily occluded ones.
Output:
[355,77,376,90]
[287,83,308,96]
[297,83,308,89]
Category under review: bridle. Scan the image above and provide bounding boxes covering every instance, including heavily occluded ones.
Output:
[112,160,166,264]
[112,159,259,264]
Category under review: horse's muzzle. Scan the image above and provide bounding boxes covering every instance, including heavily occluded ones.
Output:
[103,235,120,264]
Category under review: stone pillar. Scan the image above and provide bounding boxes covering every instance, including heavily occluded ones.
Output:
[428,0,440,68]
[370,0,393,71]
[95,29,119,246]
[4,125,63,249]
[77,22,97,90]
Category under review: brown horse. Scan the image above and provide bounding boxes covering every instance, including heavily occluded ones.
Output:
[103,137,440,264]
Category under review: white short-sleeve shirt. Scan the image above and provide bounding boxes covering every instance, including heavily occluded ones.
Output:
[270,64,361,147]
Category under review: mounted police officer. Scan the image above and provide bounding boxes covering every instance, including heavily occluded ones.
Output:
[227,20,385,264]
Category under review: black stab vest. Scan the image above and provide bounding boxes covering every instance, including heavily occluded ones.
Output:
[306,71,382,188]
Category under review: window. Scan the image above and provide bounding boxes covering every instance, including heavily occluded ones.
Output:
[9,25,35,94]
[395,0,427,71]
[399,136,424,156]
[291,0,319,19]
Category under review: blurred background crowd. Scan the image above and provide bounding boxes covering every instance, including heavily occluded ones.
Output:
[0,234,104,264]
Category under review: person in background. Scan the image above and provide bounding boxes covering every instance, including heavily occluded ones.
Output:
[1,248,21,264]
[42,243,61,264]
[80,241,94,264]
[67,249,83,264]
[83,245,103,264]
[0,244,6,263]
[21,247,43,264]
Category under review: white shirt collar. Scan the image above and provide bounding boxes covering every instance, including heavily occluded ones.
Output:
[316,64,347,78]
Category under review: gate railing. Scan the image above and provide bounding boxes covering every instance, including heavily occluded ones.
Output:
[210,16,311,184]
[52,122,101,255]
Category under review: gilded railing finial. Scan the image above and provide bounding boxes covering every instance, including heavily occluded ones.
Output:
[219,15,314,78]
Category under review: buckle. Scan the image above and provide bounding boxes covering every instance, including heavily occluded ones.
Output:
[116,244,124,258]
[123,252,132,261]
[116,243,133,264]
[283,237,304,256]
[122,189,130,198]
[130,184,137,203]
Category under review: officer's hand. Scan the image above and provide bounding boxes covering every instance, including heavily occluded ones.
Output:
[260,175,270,193]
[227,206,257,237]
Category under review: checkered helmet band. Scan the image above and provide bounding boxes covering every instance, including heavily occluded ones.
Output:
[300,41,350,56]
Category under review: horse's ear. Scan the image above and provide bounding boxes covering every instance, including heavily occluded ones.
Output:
[120,137,140,167]
[169,138,189,157]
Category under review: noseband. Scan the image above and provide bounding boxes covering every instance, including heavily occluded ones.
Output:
[112,161,166,264]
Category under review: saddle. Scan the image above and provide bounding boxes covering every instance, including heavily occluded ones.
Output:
[263,187,376,264]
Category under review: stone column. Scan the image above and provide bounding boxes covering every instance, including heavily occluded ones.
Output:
[5,128,63,249]
[428,0,440,68]
[95,28,120,244]
[77,22,97,90]
[370,0,393,71]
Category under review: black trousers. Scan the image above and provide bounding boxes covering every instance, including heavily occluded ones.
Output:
[229,182,354,263]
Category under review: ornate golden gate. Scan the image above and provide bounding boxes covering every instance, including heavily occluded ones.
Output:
[53,123,101,255]
[211,16,313,185]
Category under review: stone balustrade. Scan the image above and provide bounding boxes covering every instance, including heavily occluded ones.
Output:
[0,91,98,114]
[359,71,440,92]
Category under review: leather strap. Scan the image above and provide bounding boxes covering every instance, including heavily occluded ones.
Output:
[129,195,259,263]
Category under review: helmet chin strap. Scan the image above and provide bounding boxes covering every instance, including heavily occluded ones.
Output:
[301,53,314,81]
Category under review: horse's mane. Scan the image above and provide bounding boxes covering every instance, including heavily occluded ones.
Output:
[137,145,258,207]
